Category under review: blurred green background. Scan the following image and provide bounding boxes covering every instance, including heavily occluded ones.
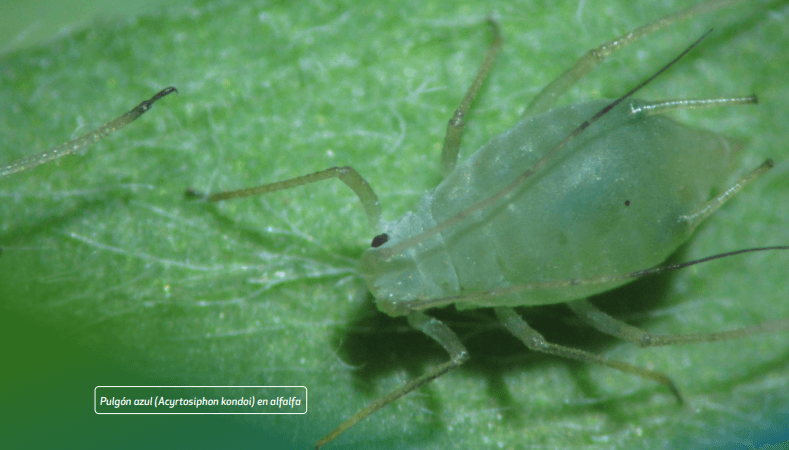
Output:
[1,0,788,449]
[0,0,186,55]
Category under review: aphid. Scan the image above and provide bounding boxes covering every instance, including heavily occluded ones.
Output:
[2,0,785,448]
[183,0,788,447]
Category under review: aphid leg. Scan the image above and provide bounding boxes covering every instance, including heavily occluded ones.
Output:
[440,19,503,177]
[315,311,468,449]
[186,166,382,231]
[681,159,773,229]
[0,87,177,178]
[568,159,789,347]
[631,94,767,229]
[524,0,747,116]
[567,298,789,348]
[494,307,684,402]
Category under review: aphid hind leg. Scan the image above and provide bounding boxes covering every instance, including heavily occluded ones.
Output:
[631,94,768,231]
[494,307,684,402]
[524,0,747,116]
[682,159,773,229]
[186,166,382,230]
[316,311,469,449]
[440,19,503,177]
[568,297,789,348]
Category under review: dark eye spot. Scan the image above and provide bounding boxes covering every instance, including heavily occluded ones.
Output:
[624,200,631,206]
[371,233,390,248]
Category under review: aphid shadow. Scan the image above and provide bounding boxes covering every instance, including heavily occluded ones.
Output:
[332,246,698,434]
[187,199,364,262]
[0,193,133,254]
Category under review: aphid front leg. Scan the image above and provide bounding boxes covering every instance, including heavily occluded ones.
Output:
[186,165,383,231]
[316,311,468,449]
[440,19,502,177]
[524,0,748,116]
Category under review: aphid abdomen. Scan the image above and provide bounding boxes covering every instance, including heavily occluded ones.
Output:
[364,99,735,314]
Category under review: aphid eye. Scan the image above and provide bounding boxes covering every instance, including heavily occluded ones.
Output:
[625,200,631,206]
[371,233,390,248]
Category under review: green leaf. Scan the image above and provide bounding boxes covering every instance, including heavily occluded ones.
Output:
[2,0,788,449]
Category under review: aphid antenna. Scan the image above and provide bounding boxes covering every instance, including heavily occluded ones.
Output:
[390,244,789,315]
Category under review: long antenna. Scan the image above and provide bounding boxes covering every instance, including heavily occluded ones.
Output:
[396,245,789,313]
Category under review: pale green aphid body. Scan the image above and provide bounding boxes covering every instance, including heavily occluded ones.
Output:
[364,99,732,313]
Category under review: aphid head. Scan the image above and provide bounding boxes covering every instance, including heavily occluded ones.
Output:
[361,210,456,317]
[359,244,424,317]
